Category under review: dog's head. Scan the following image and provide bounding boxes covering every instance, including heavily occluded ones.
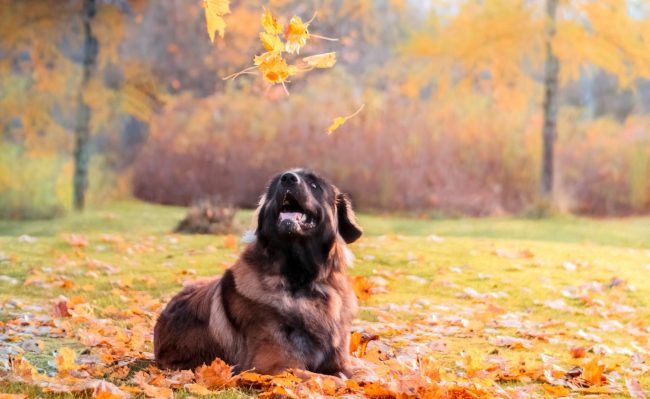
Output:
[255,169,362,247]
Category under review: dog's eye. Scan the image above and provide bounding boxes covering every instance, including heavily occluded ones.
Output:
[310,183,317,189]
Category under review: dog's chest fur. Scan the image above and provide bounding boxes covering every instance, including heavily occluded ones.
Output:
[220,245,356,371]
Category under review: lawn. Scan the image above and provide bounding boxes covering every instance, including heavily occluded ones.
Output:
[0,202,648,398]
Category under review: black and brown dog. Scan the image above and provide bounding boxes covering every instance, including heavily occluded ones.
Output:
[154,169,362,376]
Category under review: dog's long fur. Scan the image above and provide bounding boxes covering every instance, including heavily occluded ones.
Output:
[154,169,362,376]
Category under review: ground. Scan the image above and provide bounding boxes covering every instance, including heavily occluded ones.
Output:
[0,202,648,398]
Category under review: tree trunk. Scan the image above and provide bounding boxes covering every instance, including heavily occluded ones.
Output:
[541,0,559,201]
[73,0,98,210]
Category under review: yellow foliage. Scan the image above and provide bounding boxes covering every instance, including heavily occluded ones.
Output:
[260,32,284,52]
[254,51,297,84]
[284,16,310,54]
[204,0,230,42]
[303,52,336,68]
[327,104,364,135]
[55,347,79,373]
[262,8,283,35]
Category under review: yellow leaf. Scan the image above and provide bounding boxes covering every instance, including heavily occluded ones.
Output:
[284,16,310,54]
[303,52,336,69]
[204,0,230,42]
[184,383,214,396]
[327,117,346,135]
[55,347,79,373]
[261,8,283,35]
[327,104,365,135]
[260,32,284,53]
[253,52,297,84]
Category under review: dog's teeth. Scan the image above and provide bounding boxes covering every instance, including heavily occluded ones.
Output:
[300,214,307,222]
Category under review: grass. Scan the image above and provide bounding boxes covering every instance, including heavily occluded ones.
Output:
[1,201,649,397]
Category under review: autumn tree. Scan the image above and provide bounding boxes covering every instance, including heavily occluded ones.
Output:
[405,0,650,206]
[0,0,158,212]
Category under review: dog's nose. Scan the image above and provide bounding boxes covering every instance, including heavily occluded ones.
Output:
[280,172,299,185]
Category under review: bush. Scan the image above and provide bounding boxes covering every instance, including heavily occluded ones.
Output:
[174,197,239,235]
[0,144,66,220]
[132,76,650,216]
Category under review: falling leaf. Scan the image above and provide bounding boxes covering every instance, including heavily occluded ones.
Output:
[284,16,310,54]
[261,8,283,35]
[327,104,365,135]
[204,0,230,42]
[195,358,232,389]
[303,52,336,68]
[260,32,284,53]
[254,52,297,84]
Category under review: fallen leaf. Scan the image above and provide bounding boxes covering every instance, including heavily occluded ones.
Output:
[626,378,647,399]
[195,358,232,389]
[55,347,79,373]
[184,383,214,396]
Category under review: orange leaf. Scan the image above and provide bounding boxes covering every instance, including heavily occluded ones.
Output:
[195,358,232,389]
[253,52,297,84]
[0,395,28,399]
[351,276,373,301]
[284,16,310,54]
[223,234,238,250]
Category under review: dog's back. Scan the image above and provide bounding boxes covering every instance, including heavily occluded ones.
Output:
[153,280,224,370]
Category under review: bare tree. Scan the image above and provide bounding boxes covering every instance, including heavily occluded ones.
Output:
[73,0,99,210]
[541,0,559,201]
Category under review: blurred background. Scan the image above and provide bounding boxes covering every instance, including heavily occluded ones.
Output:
[1,0,650,220]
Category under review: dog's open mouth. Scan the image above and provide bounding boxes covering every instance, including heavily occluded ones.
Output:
[278,192,316,228]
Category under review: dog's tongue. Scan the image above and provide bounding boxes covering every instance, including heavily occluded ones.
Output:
[279,212,305,222]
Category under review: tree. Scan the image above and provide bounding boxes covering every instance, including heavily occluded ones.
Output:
[74,0,99,210]
[405,0,650,205]
[0,0,158,212]
[541,0,559,200]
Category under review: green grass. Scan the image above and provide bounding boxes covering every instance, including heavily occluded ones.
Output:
[2,201,649,247]
[1,201,649,397]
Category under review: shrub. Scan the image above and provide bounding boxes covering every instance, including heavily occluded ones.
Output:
[0,144,66,220]
[174,197,239,235]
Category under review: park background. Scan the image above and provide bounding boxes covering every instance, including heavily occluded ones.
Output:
[2,1,650,398]
[2,0,650,219]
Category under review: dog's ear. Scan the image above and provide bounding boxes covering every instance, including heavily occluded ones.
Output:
[336,193,362,243]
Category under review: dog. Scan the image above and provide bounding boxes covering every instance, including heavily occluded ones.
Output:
[154,169,362,376]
